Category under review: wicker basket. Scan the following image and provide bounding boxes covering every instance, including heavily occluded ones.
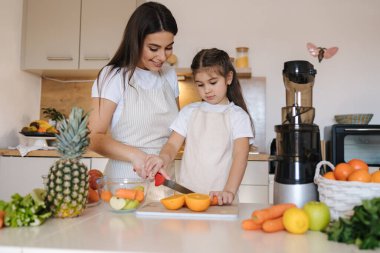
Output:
[334,113,373,124]
[314,161,380,220]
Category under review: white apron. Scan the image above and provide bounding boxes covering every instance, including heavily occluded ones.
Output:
[177,107,233,194]
[105,72,178,201]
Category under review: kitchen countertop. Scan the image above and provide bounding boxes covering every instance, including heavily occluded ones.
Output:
[0,149,272,161]
[0,203,365,253]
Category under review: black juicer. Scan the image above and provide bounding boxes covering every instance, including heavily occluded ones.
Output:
[273,60,322,207]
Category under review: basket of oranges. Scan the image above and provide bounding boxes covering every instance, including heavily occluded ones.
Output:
[314,160,380,220]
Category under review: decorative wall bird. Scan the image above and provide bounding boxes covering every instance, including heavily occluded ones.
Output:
[307,42,338,62]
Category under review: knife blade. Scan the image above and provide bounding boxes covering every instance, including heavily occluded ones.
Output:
[154,173,194,194]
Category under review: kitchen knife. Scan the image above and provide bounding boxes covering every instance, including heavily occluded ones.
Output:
[154,173,194,194]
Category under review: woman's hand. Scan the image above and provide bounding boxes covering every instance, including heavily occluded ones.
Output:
[131,151,149,179]
[209,191,235,205]
[144,154,169,180]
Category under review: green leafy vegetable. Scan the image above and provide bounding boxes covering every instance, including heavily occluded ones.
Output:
[0,189,52,227]
[325,197,380,250]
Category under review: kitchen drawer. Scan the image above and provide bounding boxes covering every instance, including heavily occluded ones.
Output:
[241,161,269,185]
[238,185,269,204]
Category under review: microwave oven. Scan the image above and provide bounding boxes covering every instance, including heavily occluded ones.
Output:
[324,124,380,167]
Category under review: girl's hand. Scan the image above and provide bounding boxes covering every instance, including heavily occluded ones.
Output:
[145,154,166,180]
[209,191,235,205]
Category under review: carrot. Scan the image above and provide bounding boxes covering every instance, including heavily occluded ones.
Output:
[115,188,137,200]
[262,217,285,233]
[241,219,262,230]
[135,189,144,202]
[251,203,296,224]
[0,210,5,228]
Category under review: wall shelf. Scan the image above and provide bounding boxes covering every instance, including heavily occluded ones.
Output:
[176,67,252,79]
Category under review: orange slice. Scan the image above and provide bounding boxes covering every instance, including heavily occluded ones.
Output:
[161,194,186,210]
[185,193,211,212]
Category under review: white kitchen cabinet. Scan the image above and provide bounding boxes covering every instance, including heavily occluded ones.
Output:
[21,0,136,71]
[175,159,270,204]
[90,157,109,172]
[0,156,91,201]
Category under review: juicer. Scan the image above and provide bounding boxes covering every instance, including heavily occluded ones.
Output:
[273,60,322,207]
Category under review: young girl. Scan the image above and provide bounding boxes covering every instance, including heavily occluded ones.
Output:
[88,2,179,201]
[146,48,254,205]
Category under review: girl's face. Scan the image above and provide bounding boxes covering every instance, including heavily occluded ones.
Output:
[138,31,174,72]
[194,69,233,105]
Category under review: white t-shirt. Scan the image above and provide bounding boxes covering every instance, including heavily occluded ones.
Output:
[91,64,179,129]
[170,102,254,143]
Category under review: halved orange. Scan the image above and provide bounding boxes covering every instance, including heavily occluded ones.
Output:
[161,194,185,210]
[185,193,211,212]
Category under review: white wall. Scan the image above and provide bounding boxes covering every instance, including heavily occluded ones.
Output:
[1,0,379,151]
[158,0,380,150]
[0,0,40,148]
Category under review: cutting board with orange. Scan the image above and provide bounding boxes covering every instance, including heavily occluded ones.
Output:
[136,201,239,219]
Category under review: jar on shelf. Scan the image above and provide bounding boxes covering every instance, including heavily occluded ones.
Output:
[235,47,249,68]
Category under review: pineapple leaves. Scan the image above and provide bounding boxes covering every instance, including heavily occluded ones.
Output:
[55,107,90,159]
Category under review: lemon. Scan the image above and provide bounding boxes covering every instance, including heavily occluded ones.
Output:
[283,207,309,234]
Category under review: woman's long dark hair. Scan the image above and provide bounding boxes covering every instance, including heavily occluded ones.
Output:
[191,48,254,135]
[97,1,177,93]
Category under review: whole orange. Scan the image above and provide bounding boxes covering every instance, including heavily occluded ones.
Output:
[370,170,380,183]
[323,171,335,180]
[348,159,369,171]
[334,163,355,181]
[347,169,371,182]
[100,190,112,203]
[185,193,211,212]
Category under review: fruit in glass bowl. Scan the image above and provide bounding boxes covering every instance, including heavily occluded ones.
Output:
[97,177,149,212]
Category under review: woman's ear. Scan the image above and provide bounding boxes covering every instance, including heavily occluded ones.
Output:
[226,71,233,85]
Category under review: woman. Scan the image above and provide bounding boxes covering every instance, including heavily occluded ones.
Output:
[88,2,179,201]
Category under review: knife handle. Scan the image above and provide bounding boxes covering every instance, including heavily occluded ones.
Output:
[154,173,165,186]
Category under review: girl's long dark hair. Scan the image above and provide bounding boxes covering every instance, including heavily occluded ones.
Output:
[191,48,251,116]
[97,1,177,94]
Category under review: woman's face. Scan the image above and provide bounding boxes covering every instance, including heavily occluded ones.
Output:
[194,69,233,105]
[138,31,174,72]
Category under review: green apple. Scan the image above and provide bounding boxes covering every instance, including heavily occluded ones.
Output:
[123,199,140,210]
[109,196,127,210]
[303,201,331,231]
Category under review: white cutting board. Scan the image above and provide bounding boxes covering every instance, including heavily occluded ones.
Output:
[136,201,239,220]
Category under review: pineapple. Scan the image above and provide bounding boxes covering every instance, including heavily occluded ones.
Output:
[45,107,90,218]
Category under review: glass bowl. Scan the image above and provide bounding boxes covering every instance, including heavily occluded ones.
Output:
[97,177,149,212]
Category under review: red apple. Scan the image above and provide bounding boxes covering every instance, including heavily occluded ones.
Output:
[303,201,331,231]
[88,169,103,190]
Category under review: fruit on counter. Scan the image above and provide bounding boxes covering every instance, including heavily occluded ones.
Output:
[21,119,59,134]
[87,188,100,203]
[0,188,51,227]
[161,194,186,210]
[45,107,90,218]
[109,196,127,210]
[325,197,380,250]
[371,170,380,182]
[347,169,371,182]
[88,169,103,190]
[251,203,296,225]
[185,193,211,212]
[334,163,355,181]
[283,207,309,234]
[303,201,330,231]
[348,158,369,171]
[262,217,285,233]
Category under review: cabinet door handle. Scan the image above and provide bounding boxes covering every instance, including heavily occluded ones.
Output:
[83,57,110,61]
[47,57,73,61]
